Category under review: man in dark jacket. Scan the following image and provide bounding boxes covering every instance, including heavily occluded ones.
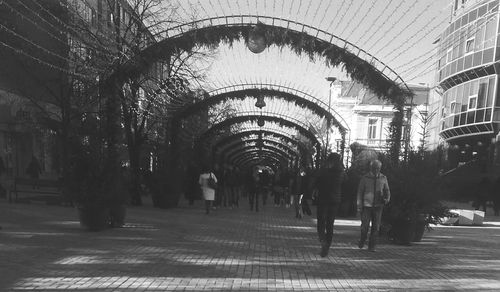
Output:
[314,153,345,257]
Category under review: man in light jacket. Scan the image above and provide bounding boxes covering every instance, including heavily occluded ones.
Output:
[357,159,390,252]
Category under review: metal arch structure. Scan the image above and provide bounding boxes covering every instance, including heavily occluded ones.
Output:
[232,149,288,166]
[231,146,290,161]
[175,83,350,134]
[238,155,283,169]
[209,84,350,132]
[104,14,416,171]
[213,129,302,155]
[124,15,412,96]
[217,137,298,159]
[211,129,309,165]
[227,145,293,165]
[224,141,297,163]
[197,112,321,150]
[239,157,282,171]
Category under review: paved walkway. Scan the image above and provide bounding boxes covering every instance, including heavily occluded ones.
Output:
[1,197,500,291]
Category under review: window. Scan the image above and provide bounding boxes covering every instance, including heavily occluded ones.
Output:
[484,16,497,48]
[69,37,88,61]
[450,101,457,113]
[72,1,95,26]
[446,48,453,63]
[465,37,474,54]
[367,118,378,140]
[468,95,477,110]
[477,81,488,108]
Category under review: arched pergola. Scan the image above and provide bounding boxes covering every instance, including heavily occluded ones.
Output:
[218,138,298,159]
[99,12,414,198]
[196,111,321,162]
[225,143,296,163]
[175,83,349,134]
[213,129,302,155]
[232,149,289,166]
[237,155,284,169]
[104,16,413,170]
[118,17,411,102]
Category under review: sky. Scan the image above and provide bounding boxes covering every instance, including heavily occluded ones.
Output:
[166,0,455,100]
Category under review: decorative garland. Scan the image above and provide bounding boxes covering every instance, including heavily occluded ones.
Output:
[127,22,411,105]
[237,156,282,168]
[175,88,346,134]
[219,136,294,152]
[231,149,288,165]
[198,114,320,147]
[212,129,305,155]
[221,138,298,159]
[226,144,294,162]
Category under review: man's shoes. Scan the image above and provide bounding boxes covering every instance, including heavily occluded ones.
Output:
[368,246,376,252]
[358,240,364,249]
[320,243,329,257]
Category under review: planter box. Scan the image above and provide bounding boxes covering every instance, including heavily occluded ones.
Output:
[78,205,110,231]
[472,210,485,225]
[444,209,484,226]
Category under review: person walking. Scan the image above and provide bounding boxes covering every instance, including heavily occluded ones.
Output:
[293,168,307,219]
[249,167,261,212]
[26,155,42,189]
[0,156,6,198]
[314,153,345,257]
[227,165,240,208]
[199,165,218,214]
[357,159,391,252]
[492,177,500,216]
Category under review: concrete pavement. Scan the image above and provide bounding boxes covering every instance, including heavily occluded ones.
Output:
[1,197,500,291]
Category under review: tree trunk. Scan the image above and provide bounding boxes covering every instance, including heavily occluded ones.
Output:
[103,78,122,203]
[60,82,72,205]
[128,142,143,206]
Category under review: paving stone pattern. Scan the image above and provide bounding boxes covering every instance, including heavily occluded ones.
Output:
[1,198,500,291]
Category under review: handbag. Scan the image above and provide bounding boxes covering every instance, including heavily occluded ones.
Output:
[207,173,217,189]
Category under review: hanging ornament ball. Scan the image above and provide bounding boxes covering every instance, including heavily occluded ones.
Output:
[257,117,265,127]
[248,28,266,54]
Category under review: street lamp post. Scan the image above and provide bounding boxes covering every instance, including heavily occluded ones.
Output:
[325,77,336,160]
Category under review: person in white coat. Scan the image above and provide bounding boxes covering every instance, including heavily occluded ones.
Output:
[199,165,218,214]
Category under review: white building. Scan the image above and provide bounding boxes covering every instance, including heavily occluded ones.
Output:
[328,80,432,164]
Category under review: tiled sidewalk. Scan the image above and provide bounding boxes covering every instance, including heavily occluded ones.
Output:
[1,198,500,291]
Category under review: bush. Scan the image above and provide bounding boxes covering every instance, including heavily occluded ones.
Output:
[380,150,450,244]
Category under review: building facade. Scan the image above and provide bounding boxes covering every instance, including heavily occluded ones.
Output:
[436,0,500,168]
[329,80,431,166]
[0,0,164,182]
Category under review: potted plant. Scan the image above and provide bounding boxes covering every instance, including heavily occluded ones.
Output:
[381,151,450,245]
[69,146,128,231]
[69,149,108,231]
